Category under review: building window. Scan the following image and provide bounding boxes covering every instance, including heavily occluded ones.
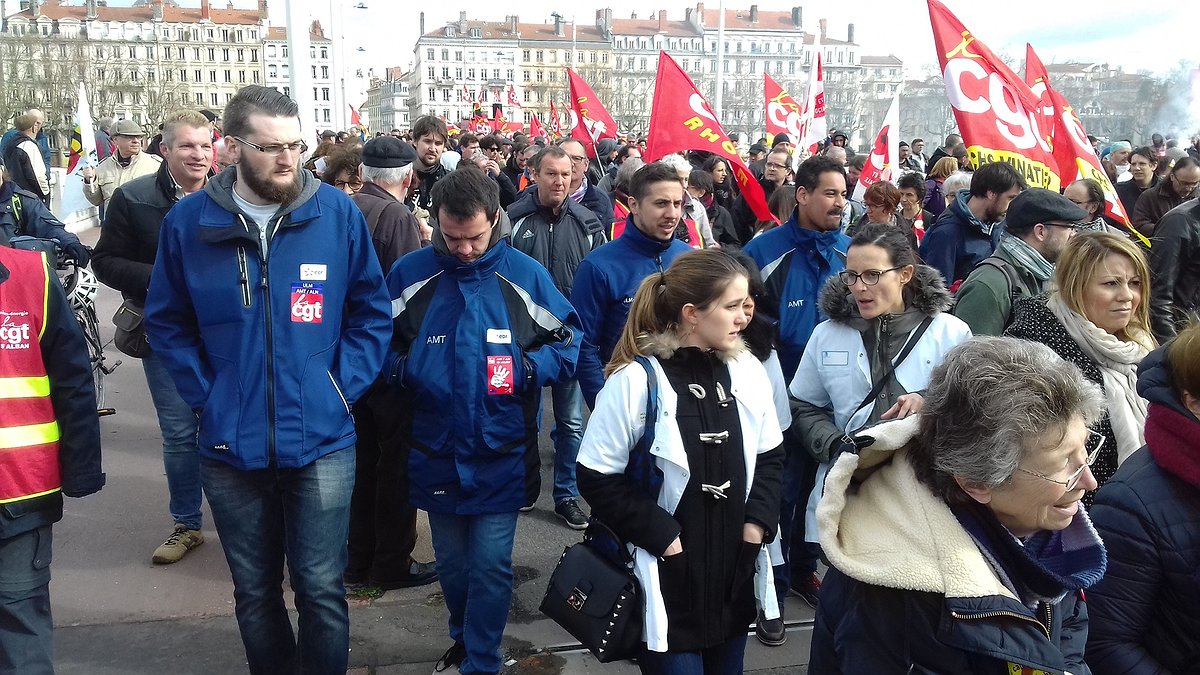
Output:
[442,67,451,78]
[455,50,463,60]
[211,92,219,105]
[322,88,330,100]
[253,71,260,83]
[322,66,329,78]
[426,48,434,60]
[427,66,435,79]
[194,69,202,81]
[311,66,317,78]
[237,48,244,62]
[223,48,230,61]
[251,48,258,62]
[313,87,318,100]
[323,109,331,122]
[210,70,217,82]
[224,69,232,82]
[441,49,449,60]
[428,87,436,99]
[239,70,246,83]
[507,68,514,81]
[321,47,328,59]
[195,92,204,104]
[523,49,530,61]
[536,50,543,62]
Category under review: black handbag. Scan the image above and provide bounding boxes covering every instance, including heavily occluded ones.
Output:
[539,520,643,662]
[112,299,151,358]
[539,356,661,662]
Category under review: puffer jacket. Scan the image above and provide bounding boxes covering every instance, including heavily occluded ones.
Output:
[1085,347,1200,674]
[919,188,1003,288]
[386,237,581,515]
[0,181,81,249]
[791,265,971,462]
[810,416,1094,675]
[507,189,606,297]
[1147,199,1200,342]
[145,168,392,471]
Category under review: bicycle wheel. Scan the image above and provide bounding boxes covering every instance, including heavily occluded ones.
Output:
[77,305,106,410]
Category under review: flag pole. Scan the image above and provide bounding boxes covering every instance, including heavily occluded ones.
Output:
[714,0,725,119]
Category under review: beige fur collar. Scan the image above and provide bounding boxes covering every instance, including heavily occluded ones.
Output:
[817,416,1018,601]
[636,331,747,362]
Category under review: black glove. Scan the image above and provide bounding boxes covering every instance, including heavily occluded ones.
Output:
[64,242,91,267]
[832,433,875,459]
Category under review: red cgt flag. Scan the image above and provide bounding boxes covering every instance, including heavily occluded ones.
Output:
[764,72,805,146]
[529,114,546,140]
[645,51,774,223]
[1024,45,1148,247]
[549,101,563,138]
[928,0,1060,191]
[567,68,619,157]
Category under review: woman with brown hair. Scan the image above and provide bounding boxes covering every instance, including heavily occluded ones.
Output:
[1005,232,1156,498]
[577,250,784,674]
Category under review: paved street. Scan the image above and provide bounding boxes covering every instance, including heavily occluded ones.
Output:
[50,229,813,674]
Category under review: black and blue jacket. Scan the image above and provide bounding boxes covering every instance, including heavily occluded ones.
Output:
[386,238,581,515]
[145,169,392,470]
[742,213,850,380]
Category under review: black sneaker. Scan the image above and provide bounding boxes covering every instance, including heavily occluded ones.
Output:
[755,608,787,646]
[433,640,466,673]
[554,498,588,530]
[789,572,821,608]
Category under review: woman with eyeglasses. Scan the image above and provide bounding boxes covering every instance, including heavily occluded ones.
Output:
[1005,232,1156,501]
[810,337,1106,674]
[848,181,918,250]
[1086,324,1200,675]
[790,224,971,559]
[320,146,363,196]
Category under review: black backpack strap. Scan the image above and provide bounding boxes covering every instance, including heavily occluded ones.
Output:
[848,315,934,421]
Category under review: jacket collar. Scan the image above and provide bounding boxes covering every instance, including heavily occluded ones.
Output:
[1145,404,1200,489]
[817,415,1021,601]
[619,216,676,257]
[779,211,846,251]
[819,264,952,323]
[196,165,321,244]
[434,237,508,276]
[356,180,400,203]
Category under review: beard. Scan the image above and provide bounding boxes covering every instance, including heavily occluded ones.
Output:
[239,163,302,205]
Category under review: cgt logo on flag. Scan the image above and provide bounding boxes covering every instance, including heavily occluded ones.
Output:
[290,283,323,324]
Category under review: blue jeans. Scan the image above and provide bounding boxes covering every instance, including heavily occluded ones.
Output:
[638,633,748,675]
[201,447,355,675]
[0,525,53,675]
[550,378,584,504]
[774,434,821,603]
[143,351,203,530]
[427,511,519,675]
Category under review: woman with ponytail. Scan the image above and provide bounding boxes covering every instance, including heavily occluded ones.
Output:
[577,249,785,674]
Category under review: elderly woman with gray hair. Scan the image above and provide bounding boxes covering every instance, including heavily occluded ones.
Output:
[809,337,1107,674]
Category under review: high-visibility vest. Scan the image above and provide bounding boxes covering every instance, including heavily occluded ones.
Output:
[0,247,61,504]
[611,212,704,249]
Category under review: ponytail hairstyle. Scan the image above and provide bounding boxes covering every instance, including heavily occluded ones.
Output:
[606,249,750,376]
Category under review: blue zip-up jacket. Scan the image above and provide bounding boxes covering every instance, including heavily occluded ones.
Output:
[919,188,1004,288]
[742,216,850,380]
[387,238,581,515]
[145,169,391,470]
[570,216,691,407]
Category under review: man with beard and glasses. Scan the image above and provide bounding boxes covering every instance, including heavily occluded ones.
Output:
[741,156,851,641]
[919,161,1027,290]
[144,86,392,674]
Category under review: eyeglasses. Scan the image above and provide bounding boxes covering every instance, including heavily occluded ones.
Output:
[232,136,305,156]
[766,161,790,171]
[1017,430,1104,490]
[1043,222,1082,231]
[482,146,499,152]
[838,266,903,287]
[567,154,587,165]
[1172,175,1200,192]
[333,178,363,192]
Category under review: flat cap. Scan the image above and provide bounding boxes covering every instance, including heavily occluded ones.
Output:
[113,119,144,137]
[1006,188,1088,230]
[361,136,416,168]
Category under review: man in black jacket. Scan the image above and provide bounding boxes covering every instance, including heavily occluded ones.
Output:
[343,135,438,591]
[0,245,104,674]
[507,145,605,528]
[91,110,213,565]
[556,138,613,231]
[1148,199,1200,343]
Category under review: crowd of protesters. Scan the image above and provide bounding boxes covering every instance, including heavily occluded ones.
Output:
[2,85,1199,675]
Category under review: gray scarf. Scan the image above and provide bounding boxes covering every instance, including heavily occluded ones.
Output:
[999,234,1054,283]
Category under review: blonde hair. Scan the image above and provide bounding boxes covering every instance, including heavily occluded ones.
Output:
[606,250,748,376]
[161,109,214,147]
[1052,231,1155,349]
[929,156,958,180]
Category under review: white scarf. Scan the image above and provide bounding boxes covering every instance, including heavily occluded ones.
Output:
[1047,293,1150,463]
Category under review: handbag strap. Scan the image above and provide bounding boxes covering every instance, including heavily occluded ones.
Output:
[848,315,934,421]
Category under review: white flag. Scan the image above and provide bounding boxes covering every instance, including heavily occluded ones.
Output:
[58,82,99,225]
[852,89,901,202]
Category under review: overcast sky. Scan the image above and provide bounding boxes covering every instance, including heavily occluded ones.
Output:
[280,0,1193,77]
